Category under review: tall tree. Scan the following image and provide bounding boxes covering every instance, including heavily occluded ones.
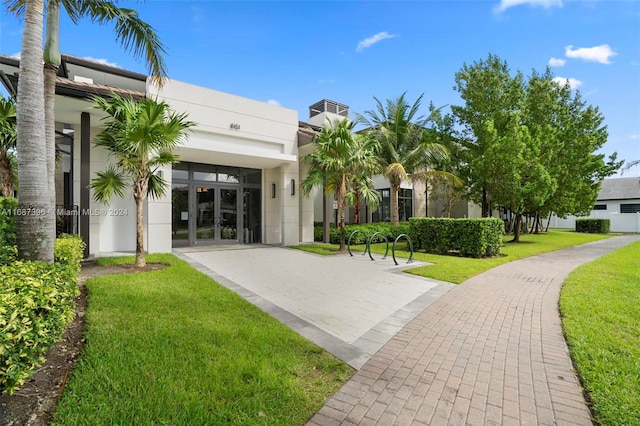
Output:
[14,0,51,261]
[301,118,381,252]
[0,96,17,197]
[89,94,194,267]
[452,54,524,217]
[7,0,167,262]
[356,93,449,226]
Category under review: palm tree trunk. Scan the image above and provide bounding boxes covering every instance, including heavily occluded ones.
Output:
[337,176,347,252]
[135,194,146,267]
[391,182,400,226]
[0,150,14,197]
[16,0,53,262]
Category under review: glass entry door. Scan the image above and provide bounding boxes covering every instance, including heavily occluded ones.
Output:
[195,185,239,244]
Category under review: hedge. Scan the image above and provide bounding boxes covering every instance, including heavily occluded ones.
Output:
[409,217,504,257]
[314,222,410,245]
[0,234,85,394]
[576,218,610,234]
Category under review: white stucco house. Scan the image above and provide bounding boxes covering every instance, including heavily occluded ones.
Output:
[1,54,433,256]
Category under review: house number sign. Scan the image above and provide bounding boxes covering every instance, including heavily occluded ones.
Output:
[229,123,241,130]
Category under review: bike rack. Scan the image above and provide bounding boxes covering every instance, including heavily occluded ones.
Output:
[367,232,389,261]
[347,230,368,257]
[392,234,414,265]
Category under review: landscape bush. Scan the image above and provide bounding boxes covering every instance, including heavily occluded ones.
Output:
[409,217,504,257]
[0,234,85,394]
[0,197,17,264]
[314,222,410,245]
[576,218,610,234]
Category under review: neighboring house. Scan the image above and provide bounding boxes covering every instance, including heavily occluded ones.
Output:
[0,54,352,256]
[550,177,640,232]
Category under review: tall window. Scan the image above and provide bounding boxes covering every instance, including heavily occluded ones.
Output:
[371,188,413,222]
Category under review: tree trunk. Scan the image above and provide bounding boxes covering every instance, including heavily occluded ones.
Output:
[511,213,522,242]
[481,187,488,217]
[16,0,53,262]
[0,150,14,197]
[545,214,552,232]
[44,64,57,241]
[391,182,400,226]
[135,194,146,267]
[337,176,347,252]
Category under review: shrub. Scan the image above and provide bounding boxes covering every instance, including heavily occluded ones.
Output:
[0,234,85,394]
[0,197,17,265]
[409,217,504,257]
[576,218,610,234]
[318,222,410,245]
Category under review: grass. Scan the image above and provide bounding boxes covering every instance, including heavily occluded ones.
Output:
[559,241,640,426]
[295,230,611,283]
[52,254,353,426]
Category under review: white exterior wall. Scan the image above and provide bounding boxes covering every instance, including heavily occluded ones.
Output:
[550,199,640,233]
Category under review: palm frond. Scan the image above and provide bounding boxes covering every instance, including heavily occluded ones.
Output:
[89,166,128,202]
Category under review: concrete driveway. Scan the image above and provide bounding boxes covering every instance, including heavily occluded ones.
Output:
[175,245,453,369]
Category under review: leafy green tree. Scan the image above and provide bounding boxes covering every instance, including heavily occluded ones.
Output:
[89,94,194,267]
[524,69,620,223]
[483,115,555,242]
[7,0,167,262]
[301,118,381,252]
[0,96,17,197]
[356,93,449,225]
[452,54,524,217]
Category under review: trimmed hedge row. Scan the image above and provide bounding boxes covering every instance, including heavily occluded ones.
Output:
[0,234,85,394]
[576,218,610,234]
[409,217,504,257]
[314,222,410,245]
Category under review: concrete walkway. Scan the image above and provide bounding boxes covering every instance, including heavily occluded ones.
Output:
[307,235,640,426]
[175,245,453,369]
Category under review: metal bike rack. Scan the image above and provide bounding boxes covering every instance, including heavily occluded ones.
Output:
[367,232,389,261]
[392,234,414,265]
[347,230,368,257]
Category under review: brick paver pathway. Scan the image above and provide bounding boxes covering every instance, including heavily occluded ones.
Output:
[308,235,640,426]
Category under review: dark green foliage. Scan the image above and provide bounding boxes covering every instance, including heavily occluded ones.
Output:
[576,218,610,234]
[314,223,410,245]
[409,217,504,257]
[0,197,17,264]
[0,234,85,394]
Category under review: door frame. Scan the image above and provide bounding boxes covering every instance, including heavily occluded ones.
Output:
[192,182,241,246]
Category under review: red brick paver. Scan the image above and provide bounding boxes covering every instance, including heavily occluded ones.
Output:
[308,235,640,426]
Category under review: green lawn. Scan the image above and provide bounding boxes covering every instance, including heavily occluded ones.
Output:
[294,230,611,283]
[52,254,352,426]
[559,241,640,425]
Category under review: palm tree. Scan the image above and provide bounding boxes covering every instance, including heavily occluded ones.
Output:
[0,96,17,197]
[301,118,382,252]
[14,0,51,261]
[7,0,167,262]
[89,94,194,267]
[356,93,449,226]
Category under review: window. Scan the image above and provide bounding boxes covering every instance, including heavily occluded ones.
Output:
[593,204,607,210]
[620,203,640,213]
[371,188,413,222]
[172,163,189,181]
[398,189,413,221]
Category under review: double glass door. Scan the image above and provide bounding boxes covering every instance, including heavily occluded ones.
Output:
[195,185,238,244]
[172,183,239,246]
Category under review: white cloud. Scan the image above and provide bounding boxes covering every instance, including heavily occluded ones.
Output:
[630,134,640,140]
[494,0,562,13]
[266,99,281,106]
[356,32,396,52]
[10,52,21,59]
[564,44,616,64]
[553,76,583,89]
[83,57,120,68]
[548,57,566,67]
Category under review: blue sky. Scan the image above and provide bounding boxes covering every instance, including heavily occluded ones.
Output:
[1,0,639,175]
